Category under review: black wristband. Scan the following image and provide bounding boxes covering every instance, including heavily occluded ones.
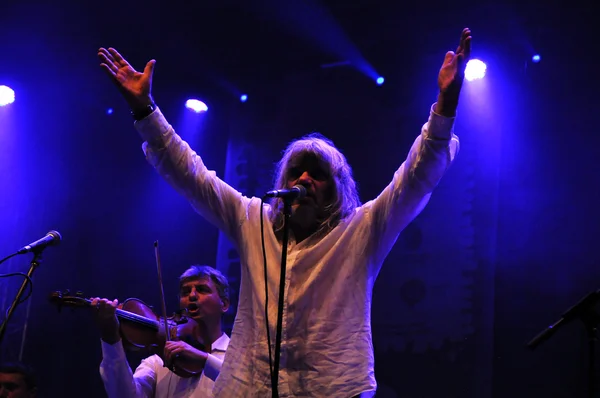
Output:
[131,103,157,121]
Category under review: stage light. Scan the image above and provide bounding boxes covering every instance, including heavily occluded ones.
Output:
[106,108,113,115]
[465,59,486,81]
[376,77,384,85]
[240,94,248,102]
[185,99,208,113]
[532,54,541,63]
[0,85,15,106]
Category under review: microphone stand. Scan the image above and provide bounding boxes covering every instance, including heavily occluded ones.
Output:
[272,198,293,398]
[527,289,600,398]
[0,251,43,346]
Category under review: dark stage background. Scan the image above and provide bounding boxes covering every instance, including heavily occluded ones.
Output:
[1,0,599,397]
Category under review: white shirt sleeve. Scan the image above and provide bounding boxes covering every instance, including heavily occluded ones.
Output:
[134,108,251,247]
[99,340,158,398]
[364,102,460,266]
[203,353,224,381]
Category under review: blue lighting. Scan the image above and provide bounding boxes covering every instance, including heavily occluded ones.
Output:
[106,108,113,115]
[185,99,208,113]
[0,85,15,106]
[240,94,248,102]
[532,54,541,63]
[376,77,384,85]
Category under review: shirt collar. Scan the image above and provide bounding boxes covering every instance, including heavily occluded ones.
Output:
[211,332,230,352]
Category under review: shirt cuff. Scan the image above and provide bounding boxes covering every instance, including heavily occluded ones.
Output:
[134,107,172,147]
[427,102,455,140]
[203,353,223,381]
[100,339,127,362]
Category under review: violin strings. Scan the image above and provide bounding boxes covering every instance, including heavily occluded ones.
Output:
[114,309,160,330]
[82,298,160,330]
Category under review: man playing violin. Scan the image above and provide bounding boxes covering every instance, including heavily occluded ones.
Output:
[91,265,230,397]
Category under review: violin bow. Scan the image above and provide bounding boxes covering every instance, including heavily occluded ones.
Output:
[154,241,171,343]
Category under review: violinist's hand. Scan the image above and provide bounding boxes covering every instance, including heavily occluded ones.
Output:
[90,297,121,345]
[164,341,208,366]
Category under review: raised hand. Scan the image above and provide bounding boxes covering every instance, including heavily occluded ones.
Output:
[435,28,472,116]
[98,47,156,112]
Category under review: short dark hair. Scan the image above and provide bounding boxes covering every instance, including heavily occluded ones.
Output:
[179,265,230,303]
[0,361,36,390]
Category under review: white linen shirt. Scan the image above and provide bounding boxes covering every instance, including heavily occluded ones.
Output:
[99,333,229,397]
[134,104,458,397]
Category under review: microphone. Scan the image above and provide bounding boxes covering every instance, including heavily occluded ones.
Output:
[16,230,62,255]
[264,185,307,200]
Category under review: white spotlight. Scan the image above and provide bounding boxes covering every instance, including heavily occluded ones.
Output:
[185,99,208,113]
[465,59,486,81]
[0,85,15,106]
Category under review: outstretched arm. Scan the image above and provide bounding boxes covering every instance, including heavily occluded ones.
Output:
[365,28,471,265]
[97,48,248,242]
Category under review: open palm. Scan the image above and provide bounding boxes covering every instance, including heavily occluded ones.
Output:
[98,47,155,110]
[437,28,472,94]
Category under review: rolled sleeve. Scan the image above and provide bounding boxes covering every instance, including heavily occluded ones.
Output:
[203,353,224,381]
[134,108,172,149]
[427,102,456,140]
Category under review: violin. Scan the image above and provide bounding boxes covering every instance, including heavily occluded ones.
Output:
[49,290,205,378]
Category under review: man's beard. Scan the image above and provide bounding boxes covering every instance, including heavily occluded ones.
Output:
[290,203,327,232]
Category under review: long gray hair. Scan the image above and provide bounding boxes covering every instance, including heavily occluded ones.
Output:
[269,133,360,237]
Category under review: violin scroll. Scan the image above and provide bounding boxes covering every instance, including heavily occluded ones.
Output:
[49,290,88,312]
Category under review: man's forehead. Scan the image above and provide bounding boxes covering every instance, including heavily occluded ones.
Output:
[180,277,211,288]
[0,372,26,383]
[288,152,328,169]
